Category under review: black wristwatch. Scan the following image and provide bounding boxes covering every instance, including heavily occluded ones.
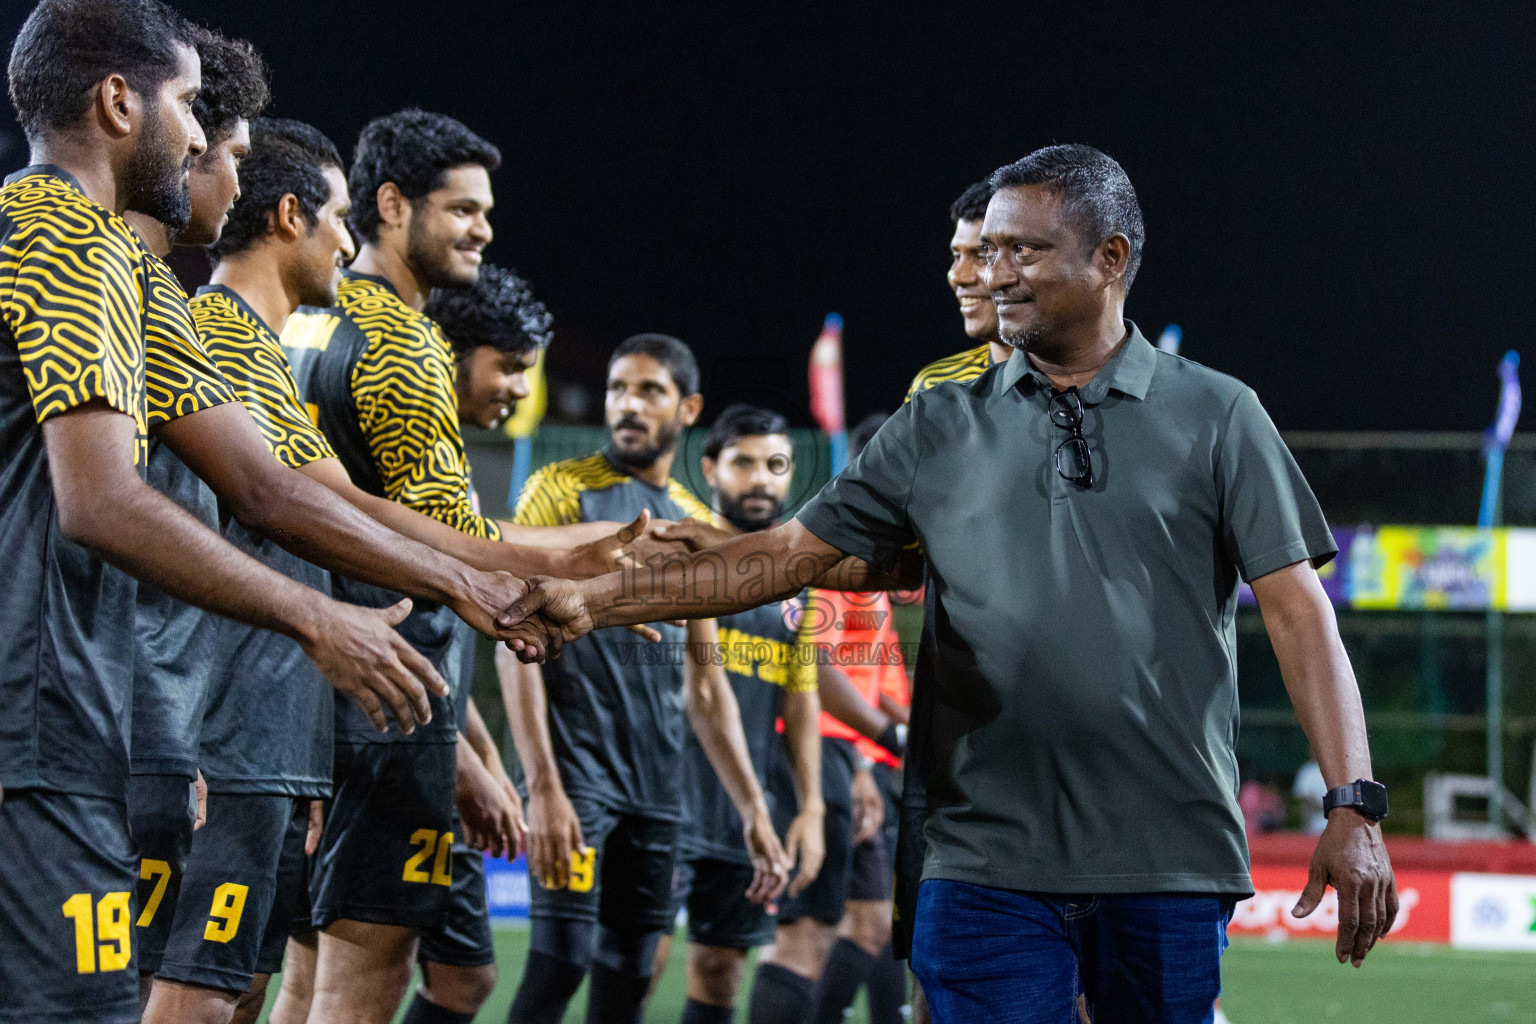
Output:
[1322,779,1389,823]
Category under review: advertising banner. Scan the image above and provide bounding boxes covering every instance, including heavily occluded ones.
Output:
[1450,873,1536,951]
[485,853,531,920]
[1231,866,1447,943]
[1350,527,1505,611]
[1238,525,1536,612]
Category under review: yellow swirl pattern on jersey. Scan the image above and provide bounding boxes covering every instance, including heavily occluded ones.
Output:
[904,342,993,401]
[338,275,500,539]
[190,288,337,468]
[142,254,237,428]
[0,171,147,464]
[514,452,715,528]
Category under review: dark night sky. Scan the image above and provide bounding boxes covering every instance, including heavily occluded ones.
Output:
[4,2,1533,431]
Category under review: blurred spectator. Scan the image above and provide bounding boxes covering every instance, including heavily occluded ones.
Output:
[1293,759,1328,834]
[1239,779,1287,834]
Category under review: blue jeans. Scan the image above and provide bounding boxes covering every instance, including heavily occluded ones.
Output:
[911,879,1235,1024]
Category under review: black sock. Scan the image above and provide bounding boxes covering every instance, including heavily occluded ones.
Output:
[400,993,476,1024]
[865,946,909,1024]
[682,998,736,1024]
[749,963,815,1024]
[811,939,877,1024]
[584,962,651,1024]
[508,950,588,1024]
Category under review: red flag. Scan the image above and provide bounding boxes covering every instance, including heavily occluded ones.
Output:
[808,313,845,435]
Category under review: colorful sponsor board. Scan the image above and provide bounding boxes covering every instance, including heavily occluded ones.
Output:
[1239,526,1536,611]
[1233,866,1447,943]
[1234,866,1536,951]
[486,853,531,919]
[1450,873,1536,951]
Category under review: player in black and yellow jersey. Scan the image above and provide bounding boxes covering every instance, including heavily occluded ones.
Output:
[119,25,264,1013]
[390,265,554,1024]
[117,104,545,1024]
[500,335,791,1024]
[649,404,827,1024]
[904,178,1010,399]
[1,4,447,1022]
[270,110,548,1024]
[272,111,675,1024]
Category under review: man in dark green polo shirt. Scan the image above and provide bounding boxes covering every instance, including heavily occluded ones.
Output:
[501,143,1398,1024]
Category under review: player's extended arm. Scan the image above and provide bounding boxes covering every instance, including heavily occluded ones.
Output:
[1251,560,1397,967]
[495,645,582,889]
[781,687,826,896]
[45,403,442,733]
[297,455,655,580]
[684,619,790,903]
[499,520,848,660]
[157,403,528,640]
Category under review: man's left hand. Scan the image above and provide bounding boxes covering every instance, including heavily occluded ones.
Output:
[851,765,885,845]
[742,805,790,905]
[1292,808,1398,966]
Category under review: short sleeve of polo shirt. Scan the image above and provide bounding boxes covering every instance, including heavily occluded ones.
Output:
[1,196,144,431]
[1216,387,1336,582]
[794,400,918,572]
[351,318,501,539]
[142,257,237,429]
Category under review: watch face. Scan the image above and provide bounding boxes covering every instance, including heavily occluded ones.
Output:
[1360,781,1389,820]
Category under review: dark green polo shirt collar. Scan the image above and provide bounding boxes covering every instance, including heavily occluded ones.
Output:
[1001,320,1158,404]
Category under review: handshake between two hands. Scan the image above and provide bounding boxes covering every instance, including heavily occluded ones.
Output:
[494,510,736,663]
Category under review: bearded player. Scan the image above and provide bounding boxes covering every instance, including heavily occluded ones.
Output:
[644,404,827,1024]
[501,336,791,1024]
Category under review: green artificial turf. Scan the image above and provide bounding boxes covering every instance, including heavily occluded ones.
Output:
[256,928,1536,1023]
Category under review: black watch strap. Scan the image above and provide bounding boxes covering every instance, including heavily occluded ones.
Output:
[1322,779,1389,822]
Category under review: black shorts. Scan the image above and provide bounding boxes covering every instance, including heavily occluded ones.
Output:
[156,793,301,993]
[417,836,495,968]
[847,830,893,902]
[256,800,312,973]
[128,774,198,975]
[672,856,776,950]
[528,795,677,934]
[773,737,857,926]
[0,789,139,1024]
[310,741,458,931]
[873,760,901,871]
[845,760,899,904]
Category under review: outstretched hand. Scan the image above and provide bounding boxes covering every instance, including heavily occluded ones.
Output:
[651,516,738,551]
[1292,809,1399,966]
[497,576,597,663]
[302,598,448,733]
[454,569,532,641]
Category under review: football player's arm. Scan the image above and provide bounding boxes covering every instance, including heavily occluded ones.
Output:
[781,685,825,896]
[684,618,790,903]
[158,403,529,641]
[456,732,520,859]
[45,403,441,733]
[297,455,651,580]
[495,645,581,889]
[460,695,527,852]
[816,662,907,759]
